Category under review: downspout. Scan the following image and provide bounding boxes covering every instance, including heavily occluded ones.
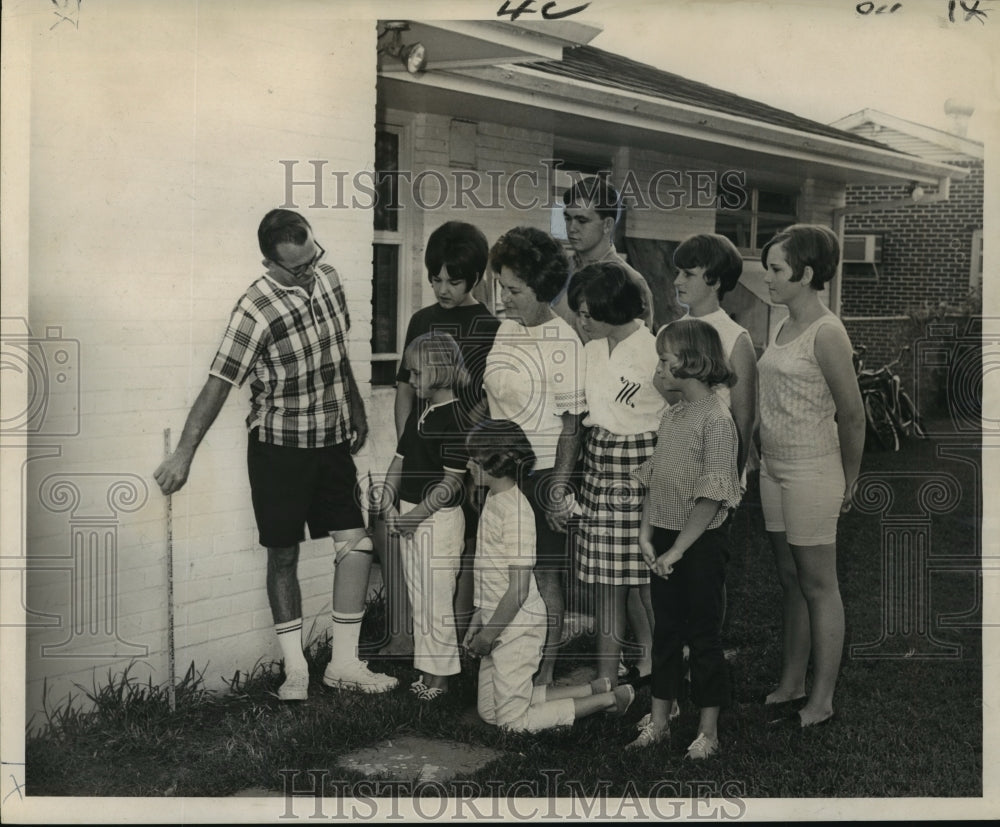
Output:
[830,175,953,316]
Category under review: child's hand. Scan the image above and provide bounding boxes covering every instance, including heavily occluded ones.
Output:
[465,629,494,658]
[390,508,424,538]
[639,537,657,569]
[653,547,684,579]
[462,614,483,650]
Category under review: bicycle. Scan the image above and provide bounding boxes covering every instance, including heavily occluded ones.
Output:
[855,345,927,452]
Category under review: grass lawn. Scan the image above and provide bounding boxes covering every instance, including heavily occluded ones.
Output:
[25,429,984,801]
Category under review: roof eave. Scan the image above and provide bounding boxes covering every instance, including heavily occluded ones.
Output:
[830,108,985,161]
[398,63,968,184]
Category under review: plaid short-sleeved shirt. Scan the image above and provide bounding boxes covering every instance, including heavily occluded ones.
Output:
[209,264,354,447]
[633,393,742,531]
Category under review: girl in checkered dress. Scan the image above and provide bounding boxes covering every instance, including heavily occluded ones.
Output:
[628,319,742,759]
[567,262,666,686]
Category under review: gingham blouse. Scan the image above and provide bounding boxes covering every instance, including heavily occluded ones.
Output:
[209,264,354,447]
[632,393,741,531]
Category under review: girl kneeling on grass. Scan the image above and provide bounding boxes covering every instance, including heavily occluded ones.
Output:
[629,319,742,758]
[464,419,635,732]
[381,331,471,701]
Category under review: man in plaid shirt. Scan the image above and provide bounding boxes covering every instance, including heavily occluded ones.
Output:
[155,209,397,700]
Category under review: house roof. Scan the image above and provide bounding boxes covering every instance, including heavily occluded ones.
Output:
[381,29,967,186]
[530,45,897,154]
[830,108,984,163]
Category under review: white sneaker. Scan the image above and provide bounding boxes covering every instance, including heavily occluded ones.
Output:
[685,732,719,760]
[635,700,680,730]
[277,669,309,701]
[626,718,668,750]
[323,659,398,693]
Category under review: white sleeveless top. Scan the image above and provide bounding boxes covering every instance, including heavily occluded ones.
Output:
[758,312,844,461]
[679,309,750,411]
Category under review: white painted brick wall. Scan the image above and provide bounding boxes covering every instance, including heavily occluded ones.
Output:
[21,1,375,720]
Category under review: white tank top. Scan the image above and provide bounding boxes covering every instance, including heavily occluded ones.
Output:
[758,313,844,460]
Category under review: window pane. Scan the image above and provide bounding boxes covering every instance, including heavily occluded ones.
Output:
[756,215,791,251]
[757,190,796,215]
[371,243,399,355]
[374,130,399,233]
[371,361,398,386]
[715,211,751,249]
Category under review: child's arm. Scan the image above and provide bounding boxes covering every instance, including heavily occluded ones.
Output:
[728,333,758,477]
[462,609,483,649]
[638,499,657,569]
[466,565,532,657]
[378,456,403,527]
[391,468,467,536]
[652,498,721,578]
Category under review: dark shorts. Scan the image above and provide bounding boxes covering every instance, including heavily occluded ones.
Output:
[247,430,365,548]
[523,467,572,571]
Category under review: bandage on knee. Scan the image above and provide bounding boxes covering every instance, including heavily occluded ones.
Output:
[334,533,373,565]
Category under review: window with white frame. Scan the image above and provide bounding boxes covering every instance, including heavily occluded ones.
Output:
[371,125,405,386]
[716,186,797,253]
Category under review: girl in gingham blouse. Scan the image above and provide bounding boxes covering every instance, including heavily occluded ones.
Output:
[628,319,741,758]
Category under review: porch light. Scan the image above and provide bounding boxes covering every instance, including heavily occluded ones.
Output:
[378,21,427,74]
[908,182,925,202]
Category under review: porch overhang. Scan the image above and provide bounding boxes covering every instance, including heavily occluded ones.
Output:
[380,60,967,188]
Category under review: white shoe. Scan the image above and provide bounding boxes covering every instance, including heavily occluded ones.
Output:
[685,732,719,760]
[323,659,398,693]
[635,700,680,730]
[626,718,668,750]
[277,669,309,701]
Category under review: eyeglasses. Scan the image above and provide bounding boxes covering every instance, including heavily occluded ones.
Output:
[275,243,325,279]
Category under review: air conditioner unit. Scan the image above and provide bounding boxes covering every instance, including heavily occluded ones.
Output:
[843,234,883,264]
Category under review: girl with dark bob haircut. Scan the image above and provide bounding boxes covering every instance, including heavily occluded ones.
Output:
[655,319,737,388]
[760,224,840,290]
[568,262,646,325]
[488,226,569,303]
[672,234,744,299]
[424,221,490,290]
[465,419,536,482]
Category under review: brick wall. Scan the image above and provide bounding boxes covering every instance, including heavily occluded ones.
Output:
[842,160,983,322]
[17,2,375,722]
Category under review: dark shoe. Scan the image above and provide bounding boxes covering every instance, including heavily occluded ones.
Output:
[773,709,835,729]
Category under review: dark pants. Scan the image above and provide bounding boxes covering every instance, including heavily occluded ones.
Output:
[649,525,731,709]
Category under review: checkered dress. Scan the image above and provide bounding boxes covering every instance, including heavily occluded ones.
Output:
[574,426,657,585]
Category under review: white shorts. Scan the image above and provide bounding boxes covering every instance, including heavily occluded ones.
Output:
[759,452,845,547]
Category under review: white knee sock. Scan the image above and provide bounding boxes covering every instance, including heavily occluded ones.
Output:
[329,610,365,667]
[275,617,308,673]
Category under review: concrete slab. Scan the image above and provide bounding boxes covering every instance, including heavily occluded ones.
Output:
[336,735,504,784]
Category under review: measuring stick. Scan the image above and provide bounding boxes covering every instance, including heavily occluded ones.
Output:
[164,428,177,712]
